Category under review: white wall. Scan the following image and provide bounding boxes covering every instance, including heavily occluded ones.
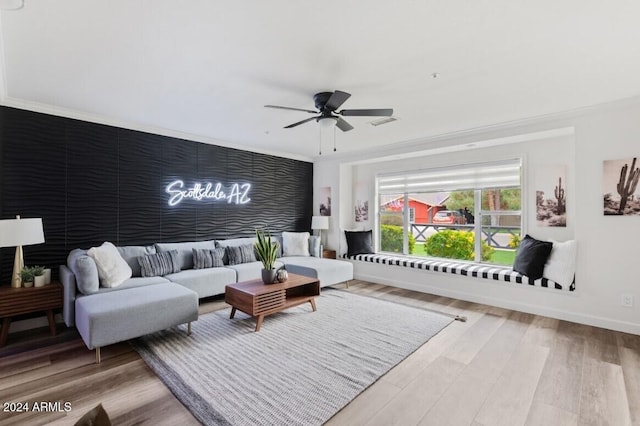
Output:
[314,97,640,334]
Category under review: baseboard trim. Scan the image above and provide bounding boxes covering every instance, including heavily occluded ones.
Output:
[355,272,640,335]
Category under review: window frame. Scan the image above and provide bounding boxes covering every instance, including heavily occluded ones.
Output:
[376,159,523,264]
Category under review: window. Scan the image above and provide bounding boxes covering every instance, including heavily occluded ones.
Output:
[377,159,522,265]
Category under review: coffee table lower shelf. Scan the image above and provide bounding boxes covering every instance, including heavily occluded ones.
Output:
[225,274,320,332]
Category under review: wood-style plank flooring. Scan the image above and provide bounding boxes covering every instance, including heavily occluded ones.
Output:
[1,281,638,425]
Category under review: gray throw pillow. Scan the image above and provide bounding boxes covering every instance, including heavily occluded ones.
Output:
[193,248,225,269]
[138,250,181,277]
[67,248,100,295]
[309,236,321,257]
[226,244,257,265]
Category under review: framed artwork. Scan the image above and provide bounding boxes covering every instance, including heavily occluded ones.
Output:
[319,186,331,216]
[603,157,640,216]
[354,182,369,222]
[535,165,567,227]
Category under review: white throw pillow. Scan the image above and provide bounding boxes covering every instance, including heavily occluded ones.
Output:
[87,241,132,288]
[282,232,310,257]
[543,239,576,289]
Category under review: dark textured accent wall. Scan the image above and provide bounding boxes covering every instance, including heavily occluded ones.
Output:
[0,106,313,283]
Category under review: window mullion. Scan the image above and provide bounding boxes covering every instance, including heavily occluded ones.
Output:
[403,193,409,254]
[474,190,482,262]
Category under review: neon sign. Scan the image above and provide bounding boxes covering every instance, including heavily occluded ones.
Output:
[166,180,251,206]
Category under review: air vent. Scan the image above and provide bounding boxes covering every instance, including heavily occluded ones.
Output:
[369,117,398,127]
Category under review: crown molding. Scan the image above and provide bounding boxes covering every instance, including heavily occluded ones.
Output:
[316,94,640,165]
[0,96,314,163]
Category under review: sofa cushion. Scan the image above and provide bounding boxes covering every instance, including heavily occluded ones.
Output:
[117,245,156,277]
[280,256,353,287]
[226,261,284,282]
[193,247,225,269]
[75,282,198,350]
[68,249,100,295]
[138,250,181,277]
[216,237,257,248]
[282,232,310,257]
[226,244,257,265]
[513,235,553,280]
[87,242,132,288]
[165,267,237,298]
[155,240,216,270]
[85,276,171,294]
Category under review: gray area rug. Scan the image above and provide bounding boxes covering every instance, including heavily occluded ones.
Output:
[132,289,453,426]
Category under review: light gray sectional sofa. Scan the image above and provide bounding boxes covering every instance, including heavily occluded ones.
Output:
[60,235,353,361]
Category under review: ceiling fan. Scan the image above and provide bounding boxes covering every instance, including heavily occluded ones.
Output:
[265,90,393,132]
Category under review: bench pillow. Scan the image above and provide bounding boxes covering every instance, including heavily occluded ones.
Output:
[513,235,553,280]
[345,230,374,257]
[544,239,576,289]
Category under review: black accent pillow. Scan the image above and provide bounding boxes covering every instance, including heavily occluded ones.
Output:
[345,230,374,256]
[513,235,553,280]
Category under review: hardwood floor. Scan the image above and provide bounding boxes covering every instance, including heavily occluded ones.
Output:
[0,281,638,425]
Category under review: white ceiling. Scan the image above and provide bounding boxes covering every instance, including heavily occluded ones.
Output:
[1,1,640,160]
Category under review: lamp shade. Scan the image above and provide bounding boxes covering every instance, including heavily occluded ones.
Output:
[311,216,329,230]
[0,217,45,247]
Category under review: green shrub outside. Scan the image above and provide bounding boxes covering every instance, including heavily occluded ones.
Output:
[380,214,403,226]
[381,224,415,254]
[424,229,494,261]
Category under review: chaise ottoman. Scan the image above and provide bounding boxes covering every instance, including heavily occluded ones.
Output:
[75,282,198,363]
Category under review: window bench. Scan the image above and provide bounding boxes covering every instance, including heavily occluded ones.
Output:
[344,253,574,291]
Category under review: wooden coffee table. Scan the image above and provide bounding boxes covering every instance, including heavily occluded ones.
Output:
[225,273,320,331]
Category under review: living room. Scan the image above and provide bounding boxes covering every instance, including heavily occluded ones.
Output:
[1,2,639,425]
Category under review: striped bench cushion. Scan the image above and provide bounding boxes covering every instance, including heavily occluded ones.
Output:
[344,253,574,291]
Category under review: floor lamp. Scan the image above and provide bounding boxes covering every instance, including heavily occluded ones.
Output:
[311,216,329,253]
[0,216,45,288]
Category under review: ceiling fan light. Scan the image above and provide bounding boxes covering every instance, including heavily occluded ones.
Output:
[317,117,337,129]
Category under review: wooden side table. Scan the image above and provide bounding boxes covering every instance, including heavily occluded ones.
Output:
[0,282,63,346]
[322,249,337,259]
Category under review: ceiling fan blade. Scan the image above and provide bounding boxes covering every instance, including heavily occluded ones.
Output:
[265,105,318,114]
[284,116,319,129]
[336,117,354,132]
[325,90,351,111]
[340,108,393,117]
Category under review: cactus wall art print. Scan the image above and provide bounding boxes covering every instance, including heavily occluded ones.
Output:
[603,157,640,216]
[536,165,567,227]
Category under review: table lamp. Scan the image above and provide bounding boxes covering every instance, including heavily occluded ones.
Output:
[311,216,329,252]
[0,215,45,287]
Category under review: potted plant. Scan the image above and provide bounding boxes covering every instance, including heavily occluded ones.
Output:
[20,266,35,288]
[32,265,46,287]
[255,229,279,284]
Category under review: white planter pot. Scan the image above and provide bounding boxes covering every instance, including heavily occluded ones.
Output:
[43,268,52,284]
[34,275,46,287]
